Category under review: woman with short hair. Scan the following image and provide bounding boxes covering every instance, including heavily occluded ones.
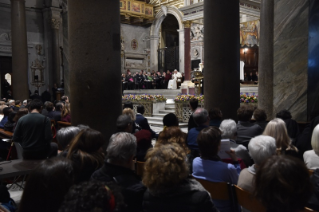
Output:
[142,143,218,212]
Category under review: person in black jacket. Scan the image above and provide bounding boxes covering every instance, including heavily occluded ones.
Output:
[142,143,218,212]
[135,105,157,138]
[91,132,146,212]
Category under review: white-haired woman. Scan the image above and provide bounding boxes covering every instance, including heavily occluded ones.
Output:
[303,124,319,170]
[219,119,252,167]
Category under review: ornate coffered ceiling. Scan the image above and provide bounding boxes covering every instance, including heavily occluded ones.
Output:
[148,0,184,13]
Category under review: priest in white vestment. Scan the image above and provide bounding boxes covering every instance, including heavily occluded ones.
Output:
[168,69,182,89]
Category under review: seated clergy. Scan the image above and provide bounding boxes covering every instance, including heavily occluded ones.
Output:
[168,69,182,89]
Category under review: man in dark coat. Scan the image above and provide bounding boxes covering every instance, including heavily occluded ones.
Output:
[41,89,51,102]
[91,132,146,212]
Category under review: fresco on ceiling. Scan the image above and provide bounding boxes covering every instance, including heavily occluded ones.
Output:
[240,20,260,46]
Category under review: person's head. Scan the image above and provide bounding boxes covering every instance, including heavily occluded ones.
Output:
[116,115,132,133]
[157,126,189,154]
[163,113,179,127]
[167,70,170,74]
[209,108,222,120]
[123,101,133,110]
[34,90,39,95]
[122,108,135,121]
[143,143,189,192]
[174,70,177,74]
[15,100,21,106]
[62,102,71,118]
[2,107,12,116]
[55,102,64,112]
[29,99,43,112]
[8,100,15,106]
[46,102,54,112]
[193,108,209,126]
[163,72,166,76]
[59,181,123,212]
[263,118,291,150]
[19,158,74,212]
[254,108,267,122]
[248,135,276,166]
[7,111,16,123]
[61,96,69,103]
[311,124,319,153]
[137,105,145,115]
[219,119,237,140]
[237,105,254,122]
[66,129,105,175]
[276,109,292,120]
[197,127,222,159]
[106,132,136,167]
[13,108,29,123]
[189,98,198,111]
[57,126,81,150]
[0,105,8,115]
[23,100,27,106]
[254,155,312,212]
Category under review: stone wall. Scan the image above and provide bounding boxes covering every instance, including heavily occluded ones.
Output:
[121,24,150,73]
[273,0,309,121]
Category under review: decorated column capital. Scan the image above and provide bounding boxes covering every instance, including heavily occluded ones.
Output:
[183,21,192,28]
[51,18,61,30]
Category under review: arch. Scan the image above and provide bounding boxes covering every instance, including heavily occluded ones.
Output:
[150,6,184,36]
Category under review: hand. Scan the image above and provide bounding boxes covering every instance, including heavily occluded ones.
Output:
[225,149,238,162]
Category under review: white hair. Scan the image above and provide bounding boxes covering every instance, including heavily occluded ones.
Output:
[193,108,209,126]
[311,124,319,153]
[220,119,237,139]
[106,132,136,164]
[248,135,276,165]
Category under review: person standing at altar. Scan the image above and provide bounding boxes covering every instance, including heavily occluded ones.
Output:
[168,70,182,89]
[164,70,171,89]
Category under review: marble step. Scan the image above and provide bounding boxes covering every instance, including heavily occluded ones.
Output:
[149,120,188,127]
[159,110,175,114]
[165,105,175,109]
[152,113,166,118]
[146,117,163,122]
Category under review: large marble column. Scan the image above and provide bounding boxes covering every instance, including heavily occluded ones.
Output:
[68,0,121,142]
[184,21,191,81]
[11,0,29,100]
[204,0,240,120]
[178,29,185,74]
[150,35,160,72]
[258,0,274,119]
[51,18,61,87]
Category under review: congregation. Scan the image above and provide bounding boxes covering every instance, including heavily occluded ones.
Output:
[0,97,318,212]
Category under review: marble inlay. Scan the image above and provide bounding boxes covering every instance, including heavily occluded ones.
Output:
[274,0,308,121]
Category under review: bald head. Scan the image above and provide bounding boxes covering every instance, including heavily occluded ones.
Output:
[193,108,209,126]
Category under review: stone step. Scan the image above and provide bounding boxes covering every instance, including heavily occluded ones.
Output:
[149,120,188,127]
[152,113,166,118]
[146,117,163,122]
[159,110,175,114]
[165,105,175,109]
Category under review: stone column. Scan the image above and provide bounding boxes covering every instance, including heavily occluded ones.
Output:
[68,0,121,142]
[184,21,191,81]
[51,18,61,87]
[11,0,29,100]
[178,29,185,74]
[204,0,240,120]
[150,35,160,72]
[258,0,274,119]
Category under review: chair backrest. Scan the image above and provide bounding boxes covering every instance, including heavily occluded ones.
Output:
[136,161,145,177]
[193,177,231,200]
[232,185,266,212]
[14,142,23,160]
[304,207,316,212]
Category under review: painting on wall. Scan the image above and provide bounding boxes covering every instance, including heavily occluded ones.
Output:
[120,0,127,10]
[131,39,138,50]
[131,2,141,13]
[145,6,153,16]
[128,1,131,11]
[240,20,260,46]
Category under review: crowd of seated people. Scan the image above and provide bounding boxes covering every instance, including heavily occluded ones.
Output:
[122,69,184,91]
[2,98,319,212]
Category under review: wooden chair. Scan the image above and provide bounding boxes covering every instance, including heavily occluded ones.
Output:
[304,207,316,212]
[177,77,182,88]
[232,184,266,212]
[136,161,145,178]
[193,177,232,200]
[56,121,71,130]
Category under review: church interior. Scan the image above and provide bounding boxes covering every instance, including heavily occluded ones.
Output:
[0,0,319,211]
